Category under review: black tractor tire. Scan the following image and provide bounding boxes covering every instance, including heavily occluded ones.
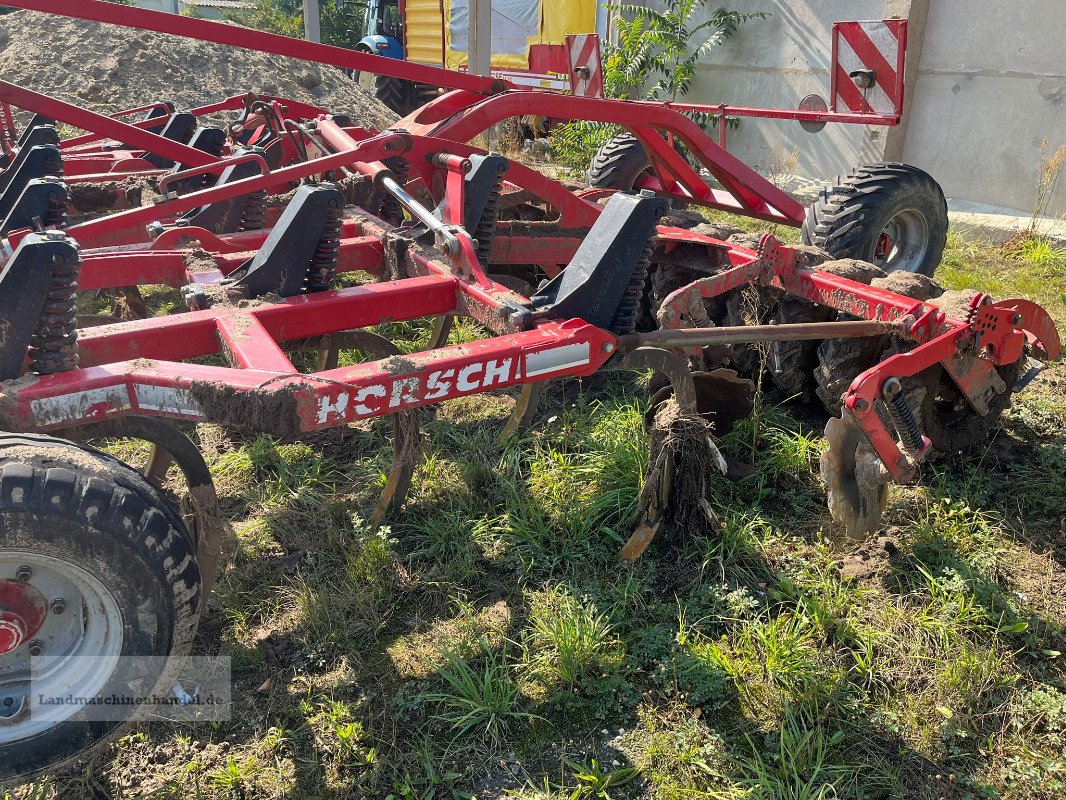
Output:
[915,359,1023,454]
[587,133,652,190]
[374,75,415,116]
[802,163,948,277]
[812,260,891,414]
[0,433,201,781]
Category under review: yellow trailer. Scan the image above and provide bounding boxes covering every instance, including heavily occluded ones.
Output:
[356,0,603,112]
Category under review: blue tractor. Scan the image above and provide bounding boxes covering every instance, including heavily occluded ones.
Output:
[353,0,439,115]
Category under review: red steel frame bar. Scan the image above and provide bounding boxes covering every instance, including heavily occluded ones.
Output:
[31,130,411,248]
[656,101,898,127]
[402,91,807,225]
[0,81,217,168]
[58,94,333,152]
[1,272,615,434]
[656,237,1062,479]
[1,0,507,96]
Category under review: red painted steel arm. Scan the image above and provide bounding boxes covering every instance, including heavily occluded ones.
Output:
[0,81,216,167]
[654,101,899,127]
[3,0,506,95]
[56,130,410,247]
[403,92,807,225]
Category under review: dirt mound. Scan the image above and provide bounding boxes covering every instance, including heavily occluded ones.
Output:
[0,10,394,130]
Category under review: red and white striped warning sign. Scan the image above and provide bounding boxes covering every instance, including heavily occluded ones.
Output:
[566,33,604,99]
[831,20,907,116]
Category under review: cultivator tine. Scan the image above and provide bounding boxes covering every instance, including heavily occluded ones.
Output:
[0,143,63,220]
[497,382,545,443]
[0,231,81,381]
[0,126,59,189]
[142,112,197,168]
[426,316,453,350]
[0,177,68,236]
[222,184,345,299]
[534,191,668,331]
[143,443,176,487]
[173,149,266,234]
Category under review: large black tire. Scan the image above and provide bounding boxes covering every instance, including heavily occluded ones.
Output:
[813,260,892,414]
[373,75,438,116]
[374,75,415,116]
[0,434,200,781]
[802,163,948,277]
[916,359,1023,454]
[587,133,652,190]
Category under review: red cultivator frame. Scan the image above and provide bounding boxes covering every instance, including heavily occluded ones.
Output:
[0,0,1059,781]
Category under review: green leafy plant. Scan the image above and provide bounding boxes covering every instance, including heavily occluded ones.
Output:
[422,644,542,748]
[551,1,769,174]
[226,0,364,48]
[522,587,621,690]
[565,758,641,799]
[614,2,770,102]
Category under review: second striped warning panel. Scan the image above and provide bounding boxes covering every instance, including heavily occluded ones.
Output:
[832,20,907,116]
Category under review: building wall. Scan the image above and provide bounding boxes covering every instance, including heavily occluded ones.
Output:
[681,0,892,182]
[677,0,1065,216]
[900,0,1066,215]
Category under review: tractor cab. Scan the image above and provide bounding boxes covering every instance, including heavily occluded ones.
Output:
[355,0,404,59]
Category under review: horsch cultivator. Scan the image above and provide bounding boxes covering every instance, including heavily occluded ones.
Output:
[0,0,1059,779]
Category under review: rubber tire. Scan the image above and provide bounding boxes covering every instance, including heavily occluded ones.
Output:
[0,433,200,781]
[917,359,1023,454]
[813,261,891,414]
[374,74,415,116]
[587,133,652,190]
[802,163,948,277]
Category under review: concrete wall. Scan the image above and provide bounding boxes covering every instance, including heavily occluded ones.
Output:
[681,0,893,182]
[670,0,1065,216]
[900,0,1066,216]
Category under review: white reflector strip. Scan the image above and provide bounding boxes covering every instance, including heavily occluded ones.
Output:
[29,387,132,426]
[525,342,591,377]
[135,384,202,416]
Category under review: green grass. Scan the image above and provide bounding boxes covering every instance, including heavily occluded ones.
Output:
[422,644,542,749]
[10,225,1066,800]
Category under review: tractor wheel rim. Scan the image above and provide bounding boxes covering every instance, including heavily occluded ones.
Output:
[874,209,930,272]
[0,551,123,744]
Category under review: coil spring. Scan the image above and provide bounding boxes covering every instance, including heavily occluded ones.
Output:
[29,249,80,375]
[304,204,343,293]
[886,386,924,453]
[379,156,409,227]
[610,237,654,335]
[471,173,504,267]
[239,189,267,231]
[44,188,67,229]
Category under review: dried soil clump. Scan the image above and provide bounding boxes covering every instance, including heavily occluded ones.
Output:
[0,11,394,130]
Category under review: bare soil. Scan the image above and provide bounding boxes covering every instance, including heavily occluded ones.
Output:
[0,10,394,130]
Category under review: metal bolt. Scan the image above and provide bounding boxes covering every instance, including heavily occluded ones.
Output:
[27,640,43,657]
[15,566,31,583]
[882,378,902,400]
[854,399,869,412]
[50,598,66,615]
[1011,313,1023,326]
[602,342,615,353]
